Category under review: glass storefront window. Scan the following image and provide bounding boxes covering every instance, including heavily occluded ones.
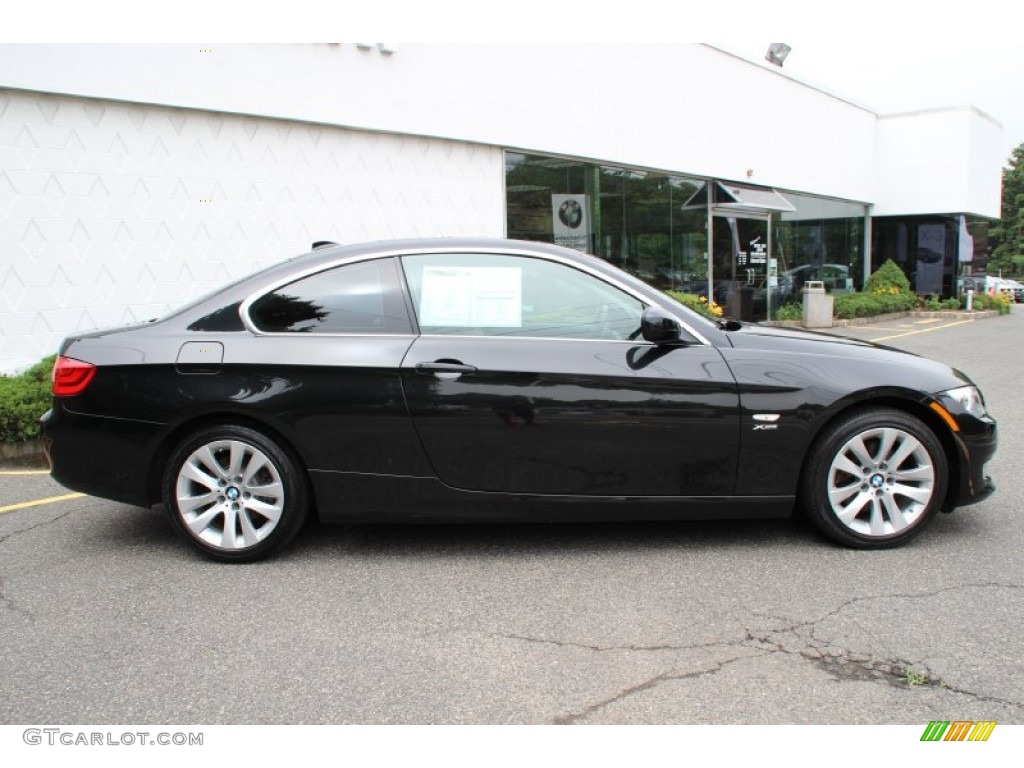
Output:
[506,152,709,294]
[506,151,869,320]
[871,215,982,297]
[963,217,991,276]
[772,193,867,310]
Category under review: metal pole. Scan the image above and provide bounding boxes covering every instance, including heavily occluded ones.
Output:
[706,181,713,301]
[863,205,873,289]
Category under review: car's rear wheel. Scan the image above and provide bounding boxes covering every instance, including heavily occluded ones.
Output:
[163,425,308,562]
[800,409,947,548]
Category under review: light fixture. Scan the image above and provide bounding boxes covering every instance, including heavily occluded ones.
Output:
[765,43,792,67]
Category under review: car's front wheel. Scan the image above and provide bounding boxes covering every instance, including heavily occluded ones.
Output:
[800,409,947,548]
[163,425,309,562]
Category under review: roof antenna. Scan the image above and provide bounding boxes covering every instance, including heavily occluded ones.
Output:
[312,241,338,249]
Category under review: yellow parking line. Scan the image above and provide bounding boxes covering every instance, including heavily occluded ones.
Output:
[872,319,974,342]
[0,493,84,515]
[0,470,50,476]
[913,318,943,324]
[858,324,916,331]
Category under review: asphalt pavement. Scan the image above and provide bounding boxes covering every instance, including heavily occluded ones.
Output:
[1,311,1021,724]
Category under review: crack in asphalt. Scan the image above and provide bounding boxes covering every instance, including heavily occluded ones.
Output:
[746,581,1024,637]
[929,682,1024,710]
[0,508,77,547]
[551,653,757,725]
[496,582,1024,724]
[0,509,81,620]
[491,632,738,655]
[744,625,1024,710]
[743,581,1024,706]
[0,575,35,621]
[742,624,927,688]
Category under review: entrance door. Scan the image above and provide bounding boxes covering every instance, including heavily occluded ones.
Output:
[711,213,774,322]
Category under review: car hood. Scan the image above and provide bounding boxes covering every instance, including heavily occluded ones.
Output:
[720,322,972,394]
[728,322,883,350]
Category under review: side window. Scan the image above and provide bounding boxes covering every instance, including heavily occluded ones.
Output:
[248,258,412,334]
[401,253,644,340]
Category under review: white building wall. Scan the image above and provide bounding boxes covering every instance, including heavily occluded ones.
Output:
[0,43,1002,217]
[0,88,505,372]
[0,44,921,207]
[873,107,1004,217]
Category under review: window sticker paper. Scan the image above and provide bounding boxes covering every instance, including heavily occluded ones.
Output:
[419,266,522,327]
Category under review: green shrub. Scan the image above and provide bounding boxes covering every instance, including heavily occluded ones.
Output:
[967,293,1012,315]
[922,295,961,311]
[832,292,918,319]
[864,259,913,296]
[0,355,55,444]
[773,302,803,321]
[802,259,921,320]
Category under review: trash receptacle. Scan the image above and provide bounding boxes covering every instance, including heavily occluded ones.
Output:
[802,281,833,328]
[727,282,754,321]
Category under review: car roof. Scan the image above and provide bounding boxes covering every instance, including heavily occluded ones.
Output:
[160,237,664,327]
[242,237,627,294]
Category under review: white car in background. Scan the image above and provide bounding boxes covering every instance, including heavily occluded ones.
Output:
[997,278,1024,303]
[987,277,1024,303]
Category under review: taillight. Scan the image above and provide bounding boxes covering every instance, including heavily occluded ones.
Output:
[52,356,97,397]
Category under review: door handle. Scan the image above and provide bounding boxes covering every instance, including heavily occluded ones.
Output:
[415,361,477,380]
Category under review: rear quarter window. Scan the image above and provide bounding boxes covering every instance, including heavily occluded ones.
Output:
[248,258,412,334]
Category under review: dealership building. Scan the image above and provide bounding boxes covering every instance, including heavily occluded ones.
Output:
[0,43,1004,373]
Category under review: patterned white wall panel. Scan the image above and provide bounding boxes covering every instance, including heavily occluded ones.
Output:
[0,88,506,373]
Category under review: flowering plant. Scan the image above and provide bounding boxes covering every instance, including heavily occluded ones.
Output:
[665,290,724,319]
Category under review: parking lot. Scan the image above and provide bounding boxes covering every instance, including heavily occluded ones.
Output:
[1,311,1021,725]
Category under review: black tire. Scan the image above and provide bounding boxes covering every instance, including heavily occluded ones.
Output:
[799,409,947,549]
[162,424,309,562]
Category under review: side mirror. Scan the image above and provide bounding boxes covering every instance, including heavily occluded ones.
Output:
[641,306,682,345]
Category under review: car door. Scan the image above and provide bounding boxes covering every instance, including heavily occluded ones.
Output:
[398,251,741,497]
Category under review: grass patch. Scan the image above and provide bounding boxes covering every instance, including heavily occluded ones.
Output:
[900,668,932,687]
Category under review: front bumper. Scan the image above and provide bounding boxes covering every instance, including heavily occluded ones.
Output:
[946,414,997,510]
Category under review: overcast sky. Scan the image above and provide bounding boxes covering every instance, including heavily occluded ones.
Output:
[7,2,1022,164]
[719,40,1024,161]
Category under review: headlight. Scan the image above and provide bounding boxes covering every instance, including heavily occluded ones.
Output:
[939,385,988,419]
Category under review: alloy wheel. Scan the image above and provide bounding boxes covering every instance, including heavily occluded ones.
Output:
[826,426,936,537]
[174,439,285,551]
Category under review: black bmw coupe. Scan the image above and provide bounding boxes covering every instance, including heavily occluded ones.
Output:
[42,239,997,561]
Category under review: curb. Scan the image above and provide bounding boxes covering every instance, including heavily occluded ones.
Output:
[0,438,47,470]
[763,309,1002,329]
